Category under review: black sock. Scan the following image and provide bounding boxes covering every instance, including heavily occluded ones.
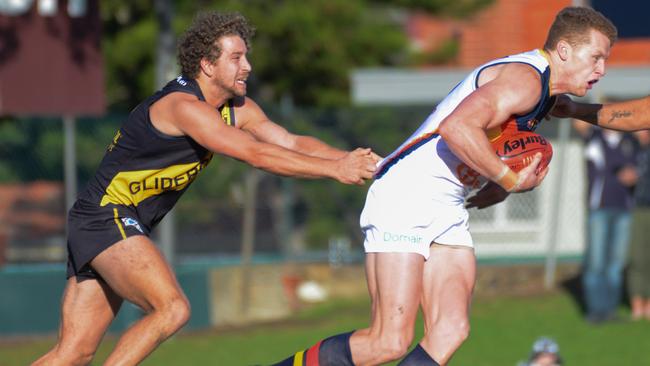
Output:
[397,344,440,366]
[270,331,355,366]
[318,331,355,365]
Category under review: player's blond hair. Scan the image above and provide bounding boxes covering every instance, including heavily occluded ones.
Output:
[543,6,617,51]
[178,11,255,78]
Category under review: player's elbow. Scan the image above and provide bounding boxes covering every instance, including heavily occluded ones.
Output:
[438,118,461,143]
[243,144,270,170]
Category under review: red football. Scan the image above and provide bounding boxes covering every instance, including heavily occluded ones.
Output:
[491,130,553,174]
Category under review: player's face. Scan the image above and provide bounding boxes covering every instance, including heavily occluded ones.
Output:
[565,29,611,97]
[213,35,251,97]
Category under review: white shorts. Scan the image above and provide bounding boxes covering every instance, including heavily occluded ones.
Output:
[361,139,474,260]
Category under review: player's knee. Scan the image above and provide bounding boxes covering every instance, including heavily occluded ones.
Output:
[165,296,191,330]
[70,350,96,366]
[46,345,96,366]
[454,318,471,343]
[441,314,471,345]
[376,331,413,361]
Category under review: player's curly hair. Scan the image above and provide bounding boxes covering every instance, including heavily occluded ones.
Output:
[544,6,617,51]
[177,11,255,78]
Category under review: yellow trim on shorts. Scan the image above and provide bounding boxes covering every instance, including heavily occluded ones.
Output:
[113,208,127,240]
[293,350,304,366]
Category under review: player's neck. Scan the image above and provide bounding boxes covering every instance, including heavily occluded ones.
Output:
[195,77,232,108]
[545,51,570,96]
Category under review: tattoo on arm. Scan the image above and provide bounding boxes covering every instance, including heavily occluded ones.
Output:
[606,110,632,124]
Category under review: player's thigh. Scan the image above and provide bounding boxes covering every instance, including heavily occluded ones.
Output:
[89,235,185,311]
[59,276,122,344]
[367,252,424,330]
[421,244,476,321]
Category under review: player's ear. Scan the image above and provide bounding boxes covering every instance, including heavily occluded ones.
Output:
[557,40,570,61]
[199,57,215,77]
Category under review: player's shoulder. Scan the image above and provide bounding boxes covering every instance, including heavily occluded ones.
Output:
[502,49,549,70]
[481,62,541,92]
[501,62,542,82]
[231,96,268,123]
[167,93,213,122]
[161,90,204,111]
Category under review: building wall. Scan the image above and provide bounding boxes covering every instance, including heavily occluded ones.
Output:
[408,0,650,67]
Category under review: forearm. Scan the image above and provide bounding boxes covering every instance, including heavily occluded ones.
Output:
[440,122,508,181]
[598,96,650,130]
[245,142,338,180]
[571,96,650,131]
[290,134,347,160]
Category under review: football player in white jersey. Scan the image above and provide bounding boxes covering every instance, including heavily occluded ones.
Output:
[273,6,617,366]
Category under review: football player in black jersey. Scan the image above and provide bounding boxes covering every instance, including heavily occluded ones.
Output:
[33,11,379,366]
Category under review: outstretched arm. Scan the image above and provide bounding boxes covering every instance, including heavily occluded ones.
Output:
[170,94,377,185]
[552,94,650,131]
[236,97,382,162]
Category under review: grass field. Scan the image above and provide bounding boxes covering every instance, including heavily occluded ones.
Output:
[1,291,649,365]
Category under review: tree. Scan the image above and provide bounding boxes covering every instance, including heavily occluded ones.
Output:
[100,0,493,109]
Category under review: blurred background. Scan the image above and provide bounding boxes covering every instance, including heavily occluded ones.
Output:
[1,0,650,364]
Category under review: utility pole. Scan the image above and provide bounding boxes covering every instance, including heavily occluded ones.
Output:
[155,0,177,264]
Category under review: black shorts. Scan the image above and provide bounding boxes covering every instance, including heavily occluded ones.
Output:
[66,199,150,279]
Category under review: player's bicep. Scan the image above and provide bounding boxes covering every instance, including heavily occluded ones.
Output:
[236,97,296,148]
[245,118,295,148]
[478,68,542,129]
[173,100,258,160]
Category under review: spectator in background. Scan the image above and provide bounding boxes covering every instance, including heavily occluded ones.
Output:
[517,337,563,366]
[573,118,639,324]
[627,130,650,321]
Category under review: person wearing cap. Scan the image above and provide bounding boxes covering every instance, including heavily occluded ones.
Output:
[520,337,563,366]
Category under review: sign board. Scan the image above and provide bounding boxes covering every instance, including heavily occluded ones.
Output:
[0,0,105,116]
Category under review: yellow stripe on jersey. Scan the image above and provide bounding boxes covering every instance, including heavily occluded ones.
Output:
[113,208,127,239]
[292,350,304,366]
[219,99,235,126]
[100,155,212,207]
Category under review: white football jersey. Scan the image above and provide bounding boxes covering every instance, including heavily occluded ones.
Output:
[374,49,556,195]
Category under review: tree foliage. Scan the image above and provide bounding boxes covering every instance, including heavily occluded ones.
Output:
[2,0,494,252]
[99,0,493,109]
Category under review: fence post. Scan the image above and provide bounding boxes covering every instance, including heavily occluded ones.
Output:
[545,118,571,289]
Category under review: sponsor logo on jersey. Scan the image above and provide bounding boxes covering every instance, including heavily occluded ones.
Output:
[176,75,187,86]
[121,217,144,233]
[107,130,122,152]
[527,118,540,130]
[383,231,423,244]
[219,100,235,126]
[100,155,212,207]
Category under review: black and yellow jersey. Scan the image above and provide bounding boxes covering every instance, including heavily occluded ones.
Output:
[78,76,235,231]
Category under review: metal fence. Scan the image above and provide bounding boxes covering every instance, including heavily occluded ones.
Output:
[0,108,588,268]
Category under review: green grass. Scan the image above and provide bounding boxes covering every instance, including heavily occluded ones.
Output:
[2,292,650,365]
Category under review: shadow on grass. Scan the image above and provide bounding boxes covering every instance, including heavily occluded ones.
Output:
[559,269,633,317]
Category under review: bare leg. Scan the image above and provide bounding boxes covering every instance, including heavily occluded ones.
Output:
[643,298,650,320]
[349,252,424,365]
[90,235,191,365]
[419,244,476,365]
[32,277,122,366]
[631,296,644,320]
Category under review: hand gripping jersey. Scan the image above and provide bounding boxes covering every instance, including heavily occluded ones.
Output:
[78,76,235,232]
